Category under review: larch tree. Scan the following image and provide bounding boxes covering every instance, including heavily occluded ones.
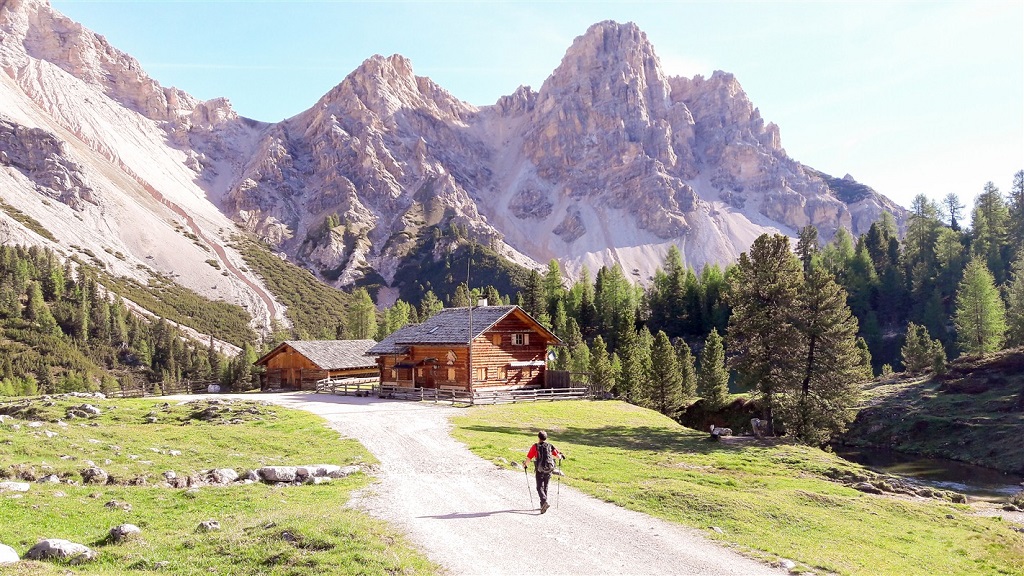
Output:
[954,258,1006,356]
[696,328,729,410]
[727,234,804,435]
[346,288,377,340]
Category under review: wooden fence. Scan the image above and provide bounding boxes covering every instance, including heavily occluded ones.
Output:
[104,380,221,398]
[314,375,590,405]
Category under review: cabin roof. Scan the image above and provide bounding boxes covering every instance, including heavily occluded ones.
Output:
[255,339,379,370]
[367,305,560,355]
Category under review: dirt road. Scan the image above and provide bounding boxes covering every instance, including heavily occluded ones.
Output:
[252,393,783,576]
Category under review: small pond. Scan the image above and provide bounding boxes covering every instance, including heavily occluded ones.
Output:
[834,446,1024,502]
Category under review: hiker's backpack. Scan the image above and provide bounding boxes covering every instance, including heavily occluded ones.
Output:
[535,442,555,474]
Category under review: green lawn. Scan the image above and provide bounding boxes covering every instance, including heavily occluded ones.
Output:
[451,400,1024,576]
[0,396,439,575]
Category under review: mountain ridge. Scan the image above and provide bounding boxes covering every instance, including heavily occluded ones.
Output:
[0,2,905,328]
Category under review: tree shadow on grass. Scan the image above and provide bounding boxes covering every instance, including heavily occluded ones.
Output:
[461,424,744,456]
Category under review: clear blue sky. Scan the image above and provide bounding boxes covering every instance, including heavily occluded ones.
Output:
[52,1,1023,212]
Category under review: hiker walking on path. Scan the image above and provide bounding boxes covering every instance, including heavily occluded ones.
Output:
[523,431,564,513]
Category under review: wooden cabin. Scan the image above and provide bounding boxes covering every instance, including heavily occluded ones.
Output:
[255,339,378,391]
[367,305,561,392]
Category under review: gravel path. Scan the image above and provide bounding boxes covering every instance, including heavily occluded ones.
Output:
[247,393,783,576]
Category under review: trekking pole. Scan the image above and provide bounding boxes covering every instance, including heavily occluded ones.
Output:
[556,456,564,509]
[524,463,533,508]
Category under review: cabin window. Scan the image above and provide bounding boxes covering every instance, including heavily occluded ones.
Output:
[512,333,530,346]
[389,369,396,379]
[500,367,507,380]
[476,367,488,381]
[417,368,425,377]
[447,368,455,380]
[491,334,501,345]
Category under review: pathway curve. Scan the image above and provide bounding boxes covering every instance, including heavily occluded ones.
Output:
[237,393,783,576]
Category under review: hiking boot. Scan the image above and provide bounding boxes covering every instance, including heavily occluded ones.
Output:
[541,502,549,514]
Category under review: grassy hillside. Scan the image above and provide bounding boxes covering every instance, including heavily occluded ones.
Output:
[390,229,532,307]
[0,395,438,575]
[237,238,356,339]
[841,348,1024,474]
[452,401,1024,576]
[99,269,256,348]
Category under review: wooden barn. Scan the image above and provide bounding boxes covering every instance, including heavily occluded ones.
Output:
[367,305,561,392]
[255,339,378,391]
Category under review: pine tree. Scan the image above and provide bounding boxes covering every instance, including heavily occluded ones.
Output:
[942,192,965,231]
[674,338,697,399]
[1005,252,1024,348]
[727,234,804,435]
[648,331,683,416]
[696,328,729,409]
[1009,170,1024,253]
[901,322,936,373]
[954,257,1007,356]
[451,282,472,308]
[971,182,1012,284]
[785,267,863,445]
[23,281,59,335]
[796,225,820,274]
[589,335,614,396]
[419,290,443,320]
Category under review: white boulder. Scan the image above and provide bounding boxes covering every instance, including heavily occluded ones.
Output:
[25,539,96,563]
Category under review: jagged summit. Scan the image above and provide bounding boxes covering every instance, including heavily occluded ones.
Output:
[0,2,906,324]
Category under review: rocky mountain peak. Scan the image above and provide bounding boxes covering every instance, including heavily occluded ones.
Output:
[313,53,474,127]
[539,20,670,117]
[0,0,198,122]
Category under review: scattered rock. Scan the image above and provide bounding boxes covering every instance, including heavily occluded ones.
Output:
[104,500,132,511]
[25,539,97,564]
[81,467,108,485]
[949,493,968,504]
[38,474,61,484]
[852,482,883,495]
[335,465,361,478]
[243,469,260,482]
[209,469,238,484]
[28,421,43,428]
[44,430,58,438]
[197,520,221,532]
[168,450,182,457]
[259,466,298,483]
[163,471,177,481]
[53,491,65,497]
[184,488,199,499]
[776,559,797,571]
[0,543,18,565]
[145,416,158,424]
[946,514,955,519]
[0,482,30,493]
[710,526,724,534]
[109,524,141,542]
